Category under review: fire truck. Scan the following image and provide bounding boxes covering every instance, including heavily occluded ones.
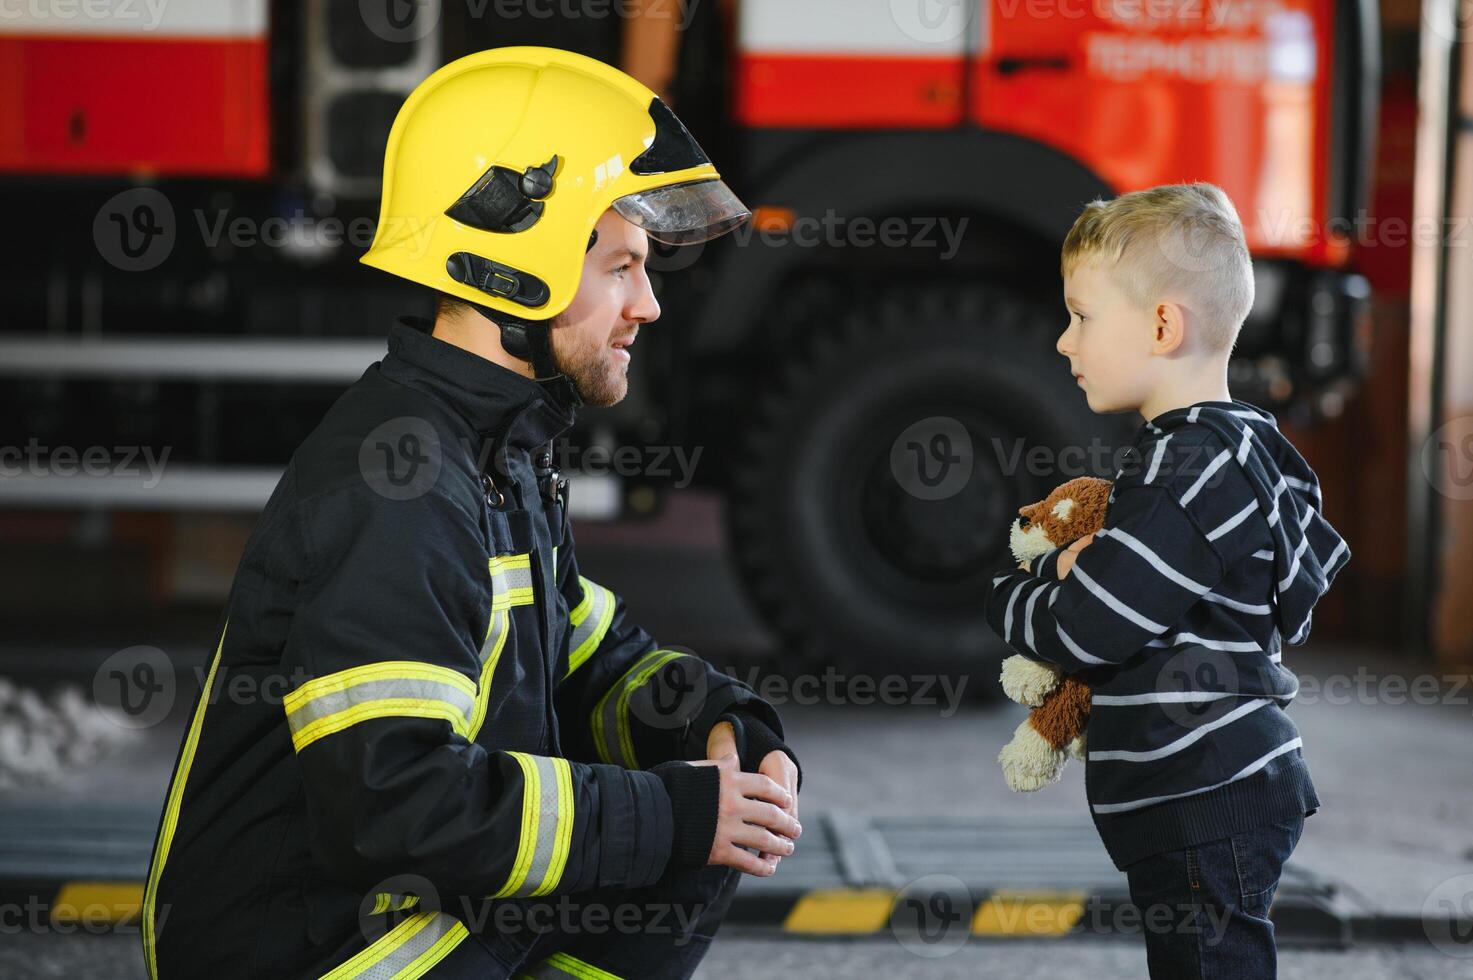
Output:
[0,0,1376,672]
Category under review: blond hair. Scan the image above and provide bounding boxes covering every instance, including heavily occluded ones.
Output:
[1061,182,1254,354]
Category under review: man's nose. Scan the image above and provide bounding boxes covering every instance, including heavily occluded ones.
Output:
[629,276,661,325]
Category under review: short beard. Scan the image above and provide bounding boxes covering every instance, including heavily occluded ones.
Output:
[549,318,628,407]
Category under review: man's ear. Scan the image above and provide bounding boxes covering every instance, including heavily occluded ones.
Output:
[1153,300,1188,355]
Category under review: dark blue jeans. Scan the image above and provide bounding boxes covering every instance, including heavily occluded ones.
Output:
[1122,813,1306,979]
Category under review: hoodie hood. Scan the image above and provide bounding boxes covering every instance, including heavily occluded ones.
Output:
[1146,399,1351,646]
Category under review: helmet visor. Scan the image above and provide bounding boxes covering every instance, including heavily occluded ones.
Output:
[611,179,751,246]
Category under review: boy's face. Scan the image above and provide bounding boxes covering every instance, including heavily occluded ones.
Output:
[1057,259,1159,415]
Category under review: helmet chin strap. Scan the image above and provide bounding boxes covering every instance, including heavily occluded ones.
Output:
[469,303,584,412]
[465,227,599,411]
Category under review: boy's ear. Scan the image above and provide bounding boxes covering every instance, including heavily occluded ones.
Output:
[1153,300,1188,355]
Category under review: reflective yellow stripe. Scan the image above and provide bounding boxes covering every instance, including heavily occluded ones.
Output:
[142,618,229,980]
[565,576,615,678]
[369,892,420,915]
[490,753,575,899]
[522,950,626,979]
[492,752,542,899]
[617,651,684,768]
[468,607,510,741]
[590,649,688,768]
[283,661,477,753]
[469,553,536,741]
[489,553,535,610]
[532,757,575,897]
[319,910,468,980]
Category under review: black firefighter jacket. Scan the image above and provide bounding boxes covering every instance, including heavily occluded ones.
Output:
[141,315,791,978]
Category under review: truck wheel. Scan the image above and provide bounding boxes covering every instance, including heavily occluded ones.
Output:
[727,283,1128,677]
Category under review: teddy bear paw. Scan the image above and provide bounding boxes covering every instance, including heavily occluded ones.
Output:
[999,655,1063,707]
[998,719,1067,792]
[1066,732,1087,761]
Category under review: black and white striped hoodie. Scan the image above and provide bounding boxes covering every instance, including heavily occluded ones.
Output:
[984,398,1350,869]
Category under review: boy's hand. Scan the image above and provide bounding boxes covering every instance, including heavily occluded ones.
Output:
[1056,532,1097,579]
[698,722,802,876]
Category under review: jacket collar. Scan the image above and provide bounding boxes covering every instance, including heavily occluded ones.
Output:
[379,315,576,450]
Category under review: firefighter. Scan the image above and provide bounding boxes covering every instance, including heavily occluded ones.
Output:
[142,47,801,979]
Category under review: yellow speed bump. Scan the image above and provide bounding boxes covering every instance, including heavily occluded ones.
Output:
[51,881,145,926]
[972,890,1086,937]
[783,888,897,934]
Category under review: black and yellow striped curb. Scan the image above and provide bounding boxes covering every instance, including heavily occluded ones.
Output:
[0,879,1378,945]
[721,884,1358,945]
[774,887,1091,936]
[0,880,1340,937]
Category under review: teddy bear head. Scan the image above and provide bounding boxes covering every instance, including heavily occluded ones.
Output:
[1008,476,1113,565]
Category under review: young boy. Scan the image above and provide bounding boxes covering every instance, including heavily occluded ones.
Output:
[984,183,1350,978]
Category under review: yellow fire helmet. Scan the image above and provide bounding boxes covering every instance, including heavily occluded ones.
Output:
[360,45,750,326]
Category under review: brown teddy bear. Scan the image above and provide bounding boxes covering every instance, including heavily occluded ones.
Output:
[997,476,1111,791]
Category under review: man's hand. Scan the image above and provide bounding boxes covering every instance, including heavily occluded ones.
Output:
[1056,532,1097,579]
[706,720,739,763]
[695,721,802,876]
[688,753,800,876]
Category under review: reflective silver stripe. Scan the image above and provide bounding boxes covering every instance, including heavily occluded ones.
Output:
[492,753,574,898]
[469,555,536,741]
[519,755,565,896]
[493,562,535,595]
[468,610,510,742]
[321,911,468,980]
[566,577,615,676]
[490,553,535,609]
[282,662,478,752]
[287,677,475,737]
[479,608,510,666]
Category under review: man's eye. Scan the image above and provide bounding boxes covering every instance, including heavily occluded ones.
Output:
[613,264,630,276]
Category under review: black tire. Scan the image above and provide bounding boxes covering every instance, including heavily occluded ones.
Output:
[727,281,1131,677]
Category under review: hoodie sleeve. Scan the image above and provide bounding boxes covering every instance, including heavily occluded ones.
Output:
[1263,471,1352,645]
[984,484,1229,672]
